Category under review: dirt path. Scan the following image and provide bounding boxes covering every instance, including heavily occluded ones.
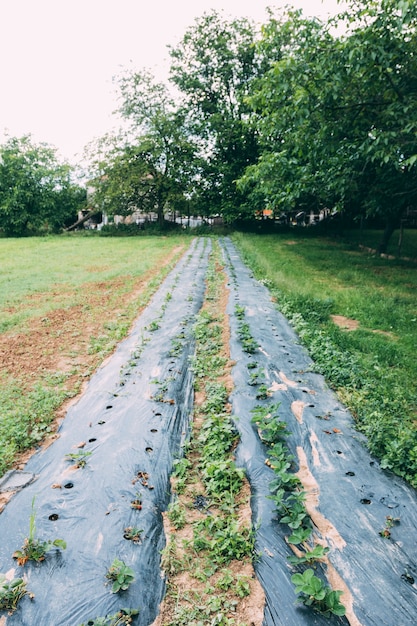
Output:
[0,237,417,625]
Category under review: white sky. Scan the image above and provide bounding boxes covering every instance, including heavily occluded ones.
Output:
[0,0,344,164]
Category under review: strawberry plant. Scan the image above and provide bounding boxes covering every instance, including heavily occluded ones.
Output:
[291,569,346,617]
[106,559,135,593]
[79,608,139,625]
[13,497,66,566]
[0,574,30,613]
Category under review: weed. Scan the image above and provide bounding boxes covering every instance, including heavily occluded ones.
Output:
[235,575,251,598]
[160,537,190,576]
[79,608,139,625]
[13,497,66,566]
[171,457,192,494]
[216,569,234,590]
[201,382,229,414]
[167,500,186,530]
[0,574,31,613]
[291,569,346,617]
[193,516,254,565]
[106,559,135,594]
[200,459,244,498]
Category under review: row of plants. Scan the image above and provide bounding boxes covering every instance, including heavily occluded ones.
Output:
[77,250,202,624]
[232,233,417,489]
[251,404,345,618]
[157,242,257,625]
[227,277,346,620]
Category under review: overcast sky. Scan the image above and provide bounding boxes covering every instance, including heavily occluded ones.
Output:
[0,0,344,163]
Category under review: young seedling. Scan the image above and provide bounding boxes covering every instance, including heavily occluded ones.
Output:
[288,544,329,565]
[66,450,92,468]
[79,608,139,625]
[130,493,142,510]
[0,574,31,614]
[379,515,400,538]
[291,569,346,617]
[13,497,66,566]
[106,559,135,593]
[256,384,270,400]
[123,527,143,544]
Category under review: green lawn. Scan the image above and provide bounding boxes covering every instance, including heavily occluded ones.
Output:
[232,229,417,488]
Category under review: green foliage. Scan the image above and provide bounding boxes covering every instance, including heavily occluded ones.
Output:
[90,71,197,225]
[0,575,29,613]
[167,499,186,530]
[234,232,417,488]
[13,497,66,565]
[251,403,287,445]
[240,1,417,249]
[65,450,92,468]
[79,608,139,626]
[291,569,346,617]
[288,544,329,565]
[287,526,312,546]
[193,516,254,565]
[0,135,85,237]
[106,559,135,594]
[236,321,258,354]
[169,11,260,221]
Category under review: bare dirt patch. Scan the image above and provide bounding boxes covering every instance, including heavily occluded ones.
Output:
[331,315,360,331]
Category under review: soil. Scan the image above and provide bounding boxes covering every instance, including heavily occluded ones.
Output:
[331,314,360,331]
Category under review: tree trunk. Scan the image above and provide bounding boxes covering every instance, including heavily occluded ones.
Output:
[378,218,397,254]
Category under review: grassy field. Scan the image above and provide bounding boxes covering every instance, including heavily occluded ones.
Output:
[0,234,187,477]
[1,229,417,489]
[232,229,417,488]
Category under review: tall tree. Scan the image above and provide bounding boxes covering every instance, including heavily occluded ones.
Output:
[169,11,261,222]
[240,0,417,249]
[93,70,197,225]
[0,135,85,237]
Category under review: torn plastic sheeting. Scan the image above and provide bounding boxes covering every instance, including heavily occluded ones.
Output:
[0,237,211,626]
[220,237,417,626]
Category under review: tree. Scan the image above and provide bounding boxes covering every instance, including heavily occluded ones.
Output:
[240,0,417,250]
[0,135,85,236]
[169,11,262,222]
[93,70,198,225]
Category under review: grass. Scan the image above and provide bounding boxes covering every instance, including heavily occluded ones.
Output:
[0,234,184,332]
[0,234,186,478]
[232,229,417,488]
